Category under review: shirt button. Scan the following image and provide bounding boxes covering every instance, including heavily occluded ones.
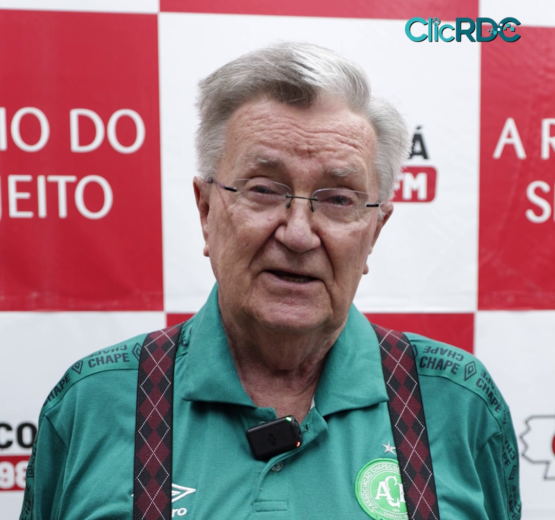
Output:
[271,461,284,472]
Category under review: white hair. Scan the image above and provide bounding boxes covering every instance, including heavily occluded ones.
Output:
[195,42,410,203]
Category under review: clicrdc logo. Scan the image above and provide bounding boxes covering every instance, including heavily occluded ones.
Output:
[406,17,521,42]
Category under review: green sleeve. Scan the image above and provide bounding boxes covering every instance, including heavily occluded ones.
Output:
[19,331,149,519]
[475,409,522,520]
[20,414,68,520]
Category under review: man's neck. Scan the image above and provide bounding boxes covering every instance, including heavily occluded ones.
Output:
[222,318,342,423]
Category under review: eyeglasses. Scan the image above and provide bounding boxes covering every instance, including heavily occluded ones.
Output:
[206,177,380,224]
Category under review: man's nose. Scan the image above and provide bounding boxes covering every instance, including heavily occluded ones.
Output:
[274,197,321,253]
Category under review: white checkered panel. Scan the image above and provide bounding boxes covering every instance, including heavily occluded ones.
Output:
[476,311,555,519]
[160,14,480,313]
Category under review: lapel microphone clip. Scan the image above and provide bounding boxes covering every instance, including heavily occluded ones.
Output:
[246,415,303,461]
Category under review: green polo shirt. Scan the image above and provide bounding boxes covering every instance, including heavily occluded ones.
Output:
[21,286,521,519]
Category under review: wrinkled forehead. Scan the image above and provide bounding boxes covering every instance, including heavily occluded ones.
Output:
[219,98,377,187]
[241,154,364,180]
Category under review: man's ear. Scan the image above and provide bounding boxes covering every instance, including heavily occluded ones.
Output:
[371,201,393,248]
[362,202,393,275]
[193,177,211,257]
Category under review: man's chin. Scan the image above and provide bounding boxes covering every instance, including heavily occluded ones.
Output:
[249,301,331,335]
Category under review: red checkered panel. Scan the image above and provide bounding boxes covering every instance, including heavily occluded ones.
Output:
[479,26,555,310]
[0,1,553,518]
[0,10,163,311]
[160,0,478,20]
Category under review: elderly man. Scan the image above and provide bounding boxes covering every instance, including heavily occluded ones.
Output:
[21,43,520,520]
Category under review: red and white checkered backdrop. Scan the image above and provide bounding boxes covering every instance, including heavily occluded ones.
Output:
[0,1,554,518]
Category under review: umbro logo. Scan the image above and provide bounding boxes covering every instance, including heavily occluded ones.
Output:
[131,483,196,506]
[172,483,196,503]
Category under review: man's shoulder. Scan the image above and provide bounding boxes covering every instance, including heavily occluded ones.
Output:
[407,332,508,425]
[40,332,147,417]
[40,319,195,417]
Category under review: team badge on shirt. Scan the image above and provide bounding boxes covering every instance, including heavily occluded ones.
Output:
[355,459,408,520]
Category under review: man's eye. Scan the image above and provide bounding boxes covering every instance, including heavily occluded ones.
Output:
[243,179,285,197]
[250,184,278,195]
[319,192,356,207]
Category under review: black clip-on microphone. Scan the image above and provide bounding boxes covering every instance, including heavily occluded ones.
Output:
[246,416,303,461]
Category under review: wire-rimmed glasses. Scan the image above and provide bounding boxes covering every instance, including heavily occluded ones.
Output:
[206,177,380,224]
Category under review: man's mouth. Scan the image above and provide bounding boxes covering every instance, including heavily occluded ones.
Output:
[267,270,317,284]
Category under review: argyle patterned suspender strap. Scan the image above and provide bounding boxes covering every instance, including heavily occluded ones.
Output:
[371,323,441,520]
[133,323,184,520]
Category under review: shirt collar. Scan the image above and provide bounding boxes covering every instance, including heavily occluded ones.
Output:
[314,305,388,416]
[180,284,388,414]
[180,284,255,407]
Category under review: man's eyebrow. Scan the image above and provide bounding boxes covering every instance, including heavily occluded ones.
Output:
[325,165,362,178]
[239,155,283,171]
[255,156,281,168]
[241,156,361,177]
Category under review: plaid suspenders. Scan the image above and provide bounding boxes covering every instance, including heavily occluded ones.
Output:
[133,322,440,520]
[133,323,183,520]
[372,323,441,520]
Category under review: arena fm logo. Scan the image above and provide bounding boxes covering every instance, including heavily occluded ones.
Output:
[520,416,555,480]
[395,126,437,203]
[405,17,521,43]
